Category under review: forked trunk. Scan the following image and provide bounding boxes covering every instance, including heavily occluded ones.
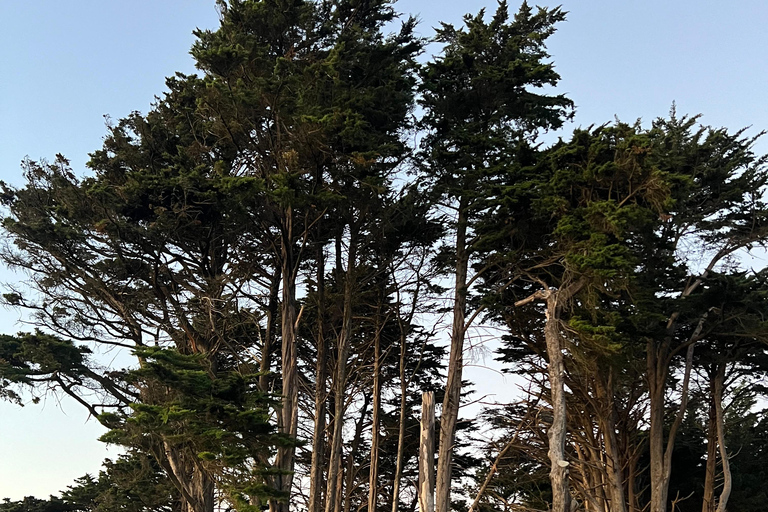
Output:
[163,441,215,512]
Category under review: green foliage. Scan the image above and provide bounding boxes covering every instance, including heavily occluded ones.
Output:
[101,347,284,503]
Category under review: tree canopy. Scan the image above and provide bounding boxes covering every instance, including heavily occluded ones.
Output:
[2,2,768,512]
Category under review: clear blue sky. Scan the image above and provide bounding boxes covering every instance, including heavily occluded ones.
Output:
[1,0,768,501]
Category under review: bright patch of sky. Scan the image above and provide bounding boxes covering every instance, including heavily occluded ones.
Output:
[1,0,768,500]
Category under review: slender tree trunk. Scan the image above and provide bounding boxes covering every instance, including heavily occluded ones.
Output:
[702,367,717,512]
[419,391,436,512]
[596,371,628,512]
[436,200,469,512]
[259,267,281,393]
[310,244,328,512]
[647,341,668,512]
[344,393,371,512]
[325,228,357,512]
[391,327,409,512]
[649,308,705,512]
[714,363,732,512]
[368,308,383,512]
[276,206,299,512]
[545,290,571,512]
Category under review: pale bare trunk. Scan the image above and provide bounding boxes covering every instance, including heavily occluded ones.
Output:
[419,391,436,512]
[436,202,468,512]
[714,364,731,512]
[545,291,570,512]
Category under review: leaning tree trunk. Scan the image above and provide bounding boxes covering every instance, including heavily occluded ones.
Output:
[648,308,706,512]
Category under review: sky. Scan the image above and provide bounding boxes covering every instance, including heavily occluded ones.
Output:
[2,0,768,501]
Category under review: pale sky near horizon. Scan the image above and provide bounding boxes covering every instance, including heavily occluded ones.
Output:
[2,0,768,501]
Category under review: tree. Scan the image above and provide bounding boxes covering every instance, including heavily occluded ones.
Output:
[418,3,573,511]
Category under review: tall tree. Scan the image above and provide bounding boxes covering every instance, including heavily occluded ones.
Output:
[418,3,573,511]
[478,122,672,512]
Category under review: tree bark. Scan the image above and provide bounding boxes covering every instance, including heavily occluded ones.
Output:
[714,363,732,512]
[276,206,299,512]
[596,371,628,512]
[259,266,281,393]
[325,228,357,512]
[391,324,409,512]
[702,367,717,512]
[544,290,571,512]
[163,442,215,512]
[419,391,436,512]
[436,200,469,512]
[368,307,383,512]
[649,308,706,512]
[309,244,328,512]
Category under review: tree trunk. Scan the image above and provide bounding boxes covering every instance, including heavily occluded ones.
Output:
[309,244,328,512]
[649,309,704,512]
[545,290,571,512]
[714,363,732,512]
[325,228,357,512]
[391,325,409,512]
[702,367,717,512]
[163,442,215,512]
[596,371,628,512]
[259,266,281,393]
[368,308,383,512]
[436,200,469,512]
[344,393,371,512]
[276,206,299,512]
[419,391,436,512]
[647,341,669,512]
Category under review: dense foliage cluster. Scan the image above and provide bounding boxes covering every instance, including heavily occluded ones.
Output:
[2,1,768,512]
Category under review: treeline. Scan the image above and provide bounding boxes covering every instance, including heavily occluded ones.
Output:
[1,1,768,512]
